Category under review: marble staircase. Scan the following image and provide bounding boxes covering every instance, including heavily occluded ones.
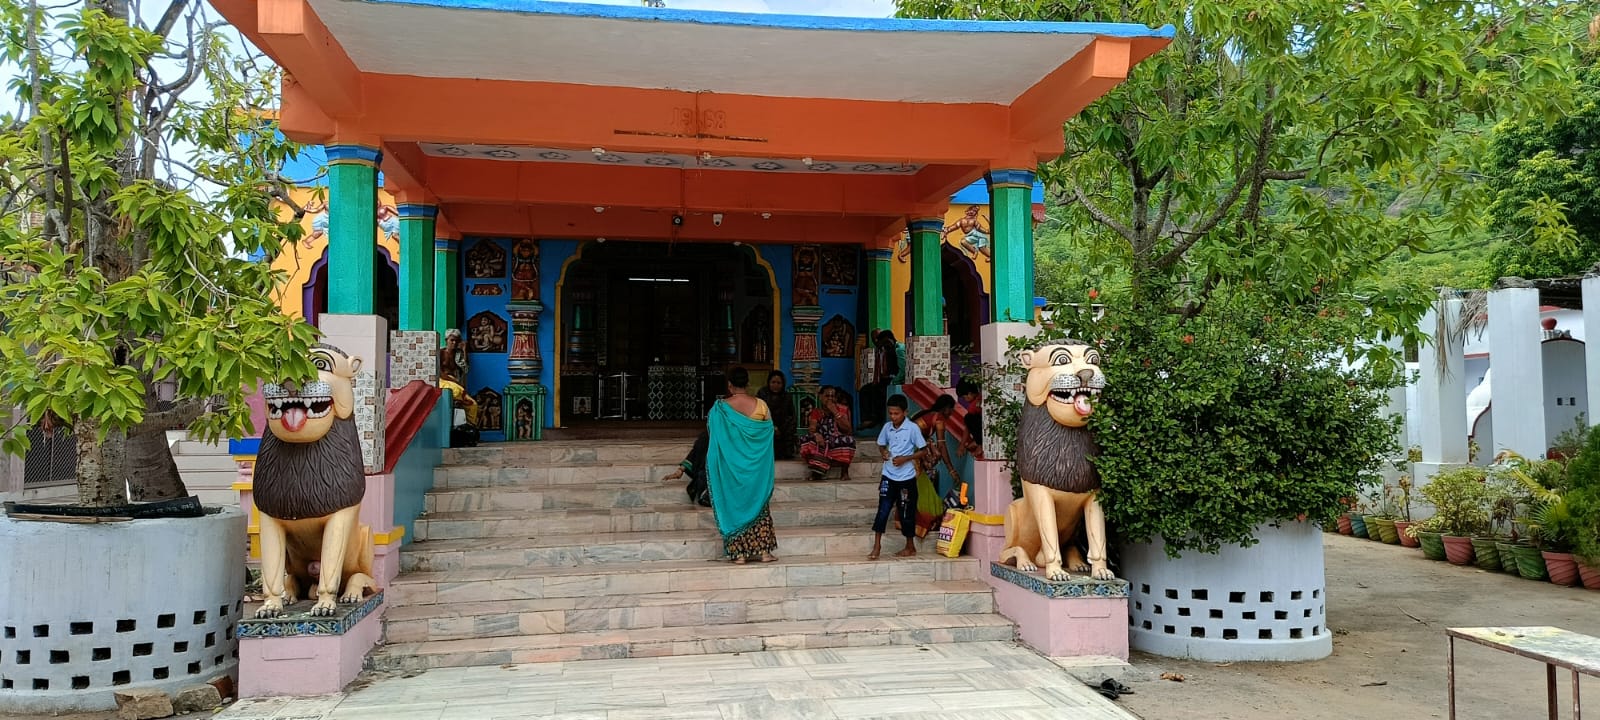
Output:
[367,437,1013,671]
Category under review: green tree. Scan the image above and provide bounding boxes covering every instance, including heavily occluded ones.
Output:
[0,0,318,506]
[898,0,1586,553]
[1486,60,1600,280]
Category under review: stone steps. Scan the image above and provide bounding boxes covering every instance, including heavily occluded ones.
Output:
[401,525,886,572]
[366,613,1017,670]
[387,555,981,605]
[382,580,996,643]
[413,501,880,540]
[374,438,1008,673]
[425,477,880,513]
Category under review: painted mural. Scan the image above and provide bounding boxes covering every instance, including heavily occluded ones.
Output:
[268,186,402,321]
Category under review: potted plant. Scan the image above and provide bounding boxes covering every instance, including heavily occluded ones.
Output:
[1418,466,1492,566]
[1530,498,1583,586]
[1469,470,1524,572]
[1368,485,1403,544]
[1494,450,1566,580]
[1393,473,1420,548]
[1410,520,1448,561]
[1336,498,1355,535]
[1349,500,1370,539]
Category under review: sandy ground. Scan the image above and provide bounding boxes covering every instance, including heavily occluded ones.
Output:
[1117,533,1599,720]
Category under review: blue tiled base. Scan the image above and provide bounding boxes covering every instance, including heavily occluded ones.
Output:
[991,562,1129,598]
[237,591,385,638]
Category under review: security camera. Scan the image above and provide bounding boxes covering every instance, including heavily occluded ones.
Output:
[712,213,724,227]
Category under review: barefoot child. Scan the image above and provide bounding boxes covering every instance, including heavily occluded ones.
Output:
[869,395,927,560]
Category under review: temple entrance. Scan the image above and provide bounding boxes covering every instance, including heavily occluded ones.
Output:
[558,241,776,423]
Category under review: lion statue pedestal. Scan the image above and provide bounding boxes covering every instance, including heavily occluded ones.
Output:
[234,344,387,698]
[985,341,1132,660]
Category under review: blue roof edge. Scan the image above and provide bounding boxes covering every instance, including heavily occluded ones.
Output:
[348,0,1177,39]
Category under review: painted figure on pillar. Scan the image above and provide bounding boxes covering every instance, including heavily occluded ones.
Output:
[997,342,1114,581]
[253,344,378,617]
[510,238,539,301]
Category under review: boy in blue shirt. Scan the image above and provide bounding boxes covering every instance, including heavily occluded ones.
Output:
[869,394,927,560]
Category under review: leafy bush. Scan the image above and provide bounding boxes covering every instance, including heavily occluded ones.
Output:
[1418,466,1493,537]
[990,290,1401,557]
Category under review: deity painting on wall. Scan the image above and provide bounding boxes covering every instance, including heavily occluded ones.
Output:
[464,239,506,279]
[821,315,855,359]
[819,247,857,286]
[467,311,508,354]
[510,239,539,301]
[475,388,502,431]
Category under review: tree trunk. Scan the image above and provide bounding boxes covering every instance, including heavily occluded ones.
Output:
[125,428,187,502]
[74,419,129,507]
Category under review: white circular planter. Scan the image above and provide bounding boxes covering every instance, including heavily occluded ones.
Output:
[1122,520,1331,662]
[0,507,245,713]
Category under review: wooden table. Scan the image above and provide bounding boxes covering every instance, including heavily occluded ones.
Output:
[1447,626,1600,720]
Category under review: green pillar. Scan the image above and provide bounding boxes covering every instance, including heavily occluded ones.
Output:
[434,237,460,339]
[988,169,1036,323]
[397,204,437,331]
[909,217,944,337]
[326,144,380,316]
[866,248,893,334]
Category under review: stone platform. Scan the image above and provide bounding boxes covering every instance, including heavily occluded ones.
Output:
[236,593,384,698]
[990,562,1131,660]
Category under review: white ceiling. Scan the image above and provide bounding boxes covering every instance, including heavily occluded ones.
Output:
[419,144,923,173]
[308,0,1099,103]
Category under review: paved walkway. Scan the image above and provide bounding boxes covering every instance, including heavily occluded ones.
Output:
[214,642,1135,720]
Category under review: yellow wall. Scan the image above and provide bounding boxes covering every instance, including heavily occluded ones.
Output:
[271,187,404,318]
[889,203,995,338]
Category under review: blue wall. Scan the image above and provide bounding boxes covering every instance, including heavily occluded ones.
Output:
[818,250,860,396]
[391,398,448,546]
[540,240,576,429]
[461,237,512,441]
[758,244,796,383]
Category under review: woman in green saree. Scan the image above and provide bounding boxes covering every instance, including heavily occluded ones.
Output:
[705,367,779,564]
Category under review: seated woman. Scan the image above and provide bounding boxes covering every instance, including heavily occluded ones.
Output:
[799,385,856,481]
[704,367,778,564]
[756,371,797,460]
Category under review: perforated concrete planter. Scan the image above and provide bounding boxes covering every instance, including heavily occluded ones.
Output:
[0,507,245,713]
[1122,520,1331,662]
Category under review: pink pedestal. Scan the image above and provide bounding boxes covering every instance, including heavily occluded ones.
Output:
[237,596,385,698]
[988,564,1130,660]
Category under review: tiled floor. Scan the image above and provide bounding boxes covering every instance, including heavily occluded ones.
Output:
[215,642,1137,720]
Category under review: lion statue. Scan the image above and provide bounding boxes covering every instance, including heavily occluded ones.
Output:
[253,344,377,617]
[996,341,1113,581]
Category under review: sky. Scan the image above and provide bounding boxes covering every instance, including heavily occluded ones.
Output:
[572,0,897,16]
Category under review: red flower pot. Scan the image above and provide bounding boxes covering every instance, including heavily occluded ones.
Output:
[1578,559,1600,591]
[1543,551,1581,587]
[1337,515,1353,535]
[1442,535,1475,566]
[1393,520,1419,548]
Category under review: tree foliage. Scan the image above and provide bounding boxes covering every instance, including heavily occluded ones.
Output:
[1487,60,1600,280]
[898,0,1587,553]
[0,0,318,505]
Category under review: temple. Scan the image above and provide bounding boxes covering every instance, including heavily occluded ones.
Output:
[208,0,1173,691]
[212,0,1171,437]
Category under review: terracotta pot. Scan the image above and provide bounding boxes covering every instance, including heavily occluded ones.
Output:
[1469,538,1501,572]
[1494,541,1523,574]
[1337,515,1353,535]
[1418,532,1447,561]
[1543,551,1581,587]
[1441,535,1475,565]
[1373,518,1400,545]
[1578,559,1600,591]
[1364,516,1385,541]
[1513,545,1549,581]
[1394,520,1419,548]
[1349,514,1368,538]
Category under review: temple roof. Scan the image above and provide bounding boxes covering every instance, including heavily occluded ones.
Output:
[305,0,1170,103]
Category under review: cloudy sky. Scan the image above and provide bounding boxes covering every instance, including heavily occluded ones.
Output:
[572,0,898,17]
